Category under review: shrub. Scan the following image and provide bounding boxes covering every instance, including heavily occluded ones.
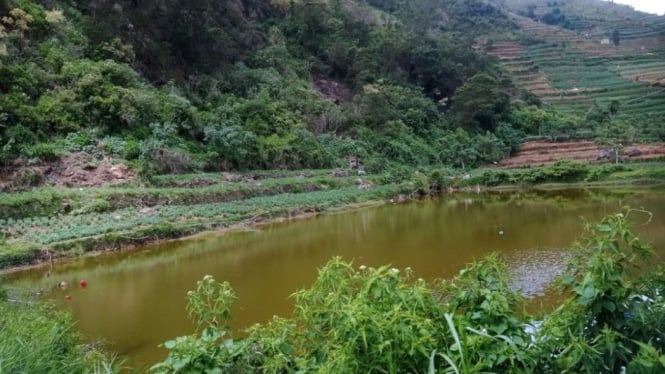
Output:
[534,210,665,372]
[546,160,589,182]
[429,168,456,190]
[24,142,62,162]
[140,145,195,175]
[122,139,141,160]
[585,163,630,181]
[477,168,511,186]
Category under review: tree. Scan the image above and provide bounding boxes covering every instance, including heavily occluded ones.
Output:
[611,29,620,46]
[438,128,478,170]
[449,73,509,132]
[609,99,620,117]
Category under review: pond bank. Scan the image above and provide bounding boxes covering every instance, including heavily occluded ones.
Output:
[2,161,664,273]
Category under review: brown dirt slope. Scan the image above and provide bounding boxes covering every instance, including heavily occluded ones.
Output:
[499,141,665,168]
[0,153,136,191]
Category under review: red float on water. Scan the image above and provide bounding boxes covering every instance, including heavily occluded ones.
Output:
[65,295,72,301]
[80,279,87,288]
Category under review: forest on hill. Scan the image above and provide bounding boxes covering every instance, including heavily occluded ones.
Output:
[1,0,664,179]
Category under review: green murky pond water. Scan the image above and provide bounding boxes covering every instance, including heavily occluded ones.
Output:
[4,188,665,370]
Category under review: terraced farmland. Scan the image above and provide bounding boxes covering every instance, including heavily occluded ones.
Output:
[503,0,665,52]
[498,141,665,168]
[486,12,665,117]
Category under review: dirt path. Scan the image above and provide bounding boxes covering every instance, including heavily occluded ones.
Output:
[499,141,665,168]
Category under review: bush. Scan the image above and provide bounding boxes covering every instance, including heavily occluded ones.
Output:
[122,139,141,160]
[476,168,511,186]
[546,160,589,181]
[140,145,195,175]
[24,142,62,162]
[429,168,456,190]
[585,163,630,182]
[14,168,44,188]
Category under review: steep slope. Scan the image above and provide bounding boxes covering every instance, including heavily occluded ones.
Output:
[0,0,521,178]
[483,2,665,122]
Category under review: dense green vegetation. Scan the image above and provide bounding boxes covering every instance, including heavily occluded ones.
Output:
[0,0,524,174]
[484,0,665,141]
[1,0,664,276]
[153,210,665,373]
[0,292,117,373]
[0,0,661,186]
[466,160,665,187]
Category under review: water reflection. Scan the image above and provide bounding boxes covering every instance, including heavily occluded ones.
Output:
[505,249,571,297]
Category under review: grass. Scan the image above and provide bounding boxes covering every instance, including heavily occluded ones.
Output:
[0,242,40,270]
[462,161,665,188]
[149,168,333,186]
[0,300,118,373]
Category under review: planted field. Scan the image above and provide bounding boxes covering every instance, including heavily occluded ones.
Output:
[0,170,400,270]
[0,186,393,246]
[0,173,359,220]
[487,13,665,117]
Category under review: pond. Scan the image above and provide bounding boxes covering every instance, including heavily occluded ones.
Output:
[4,188,665,370]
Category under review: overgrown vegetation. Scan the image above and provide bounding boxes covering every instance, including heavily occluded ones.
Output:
[0,295,118,373]
[0,0,524,174]
[0,0,662,188]
[2,0,665,371]
[153,210,665,373]
[467,161,665,187]
[0,0,663,178]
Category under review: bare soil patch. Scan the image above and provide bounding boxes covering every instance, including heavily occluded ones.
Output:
[499,141,665,168]
[313,76,353,103]
[0,153,136,191]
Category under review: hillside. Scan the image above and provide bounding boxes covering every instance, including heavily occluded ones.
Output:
[0,0,525,186]
[0,0,664,192]
[486,0,665,125]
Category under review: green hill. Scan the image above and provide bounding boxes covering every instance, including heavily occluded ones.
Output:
[0,0,523,177]
[0,0,663,183]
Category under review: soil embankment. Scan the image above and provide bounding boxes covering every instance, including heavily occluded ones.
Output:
[499,141,665,168]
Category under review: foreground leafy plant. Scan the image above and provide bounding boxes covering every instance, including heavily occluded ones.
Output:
[534,210,665,373]
[154,209,665,373]
[150,275,237,373]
